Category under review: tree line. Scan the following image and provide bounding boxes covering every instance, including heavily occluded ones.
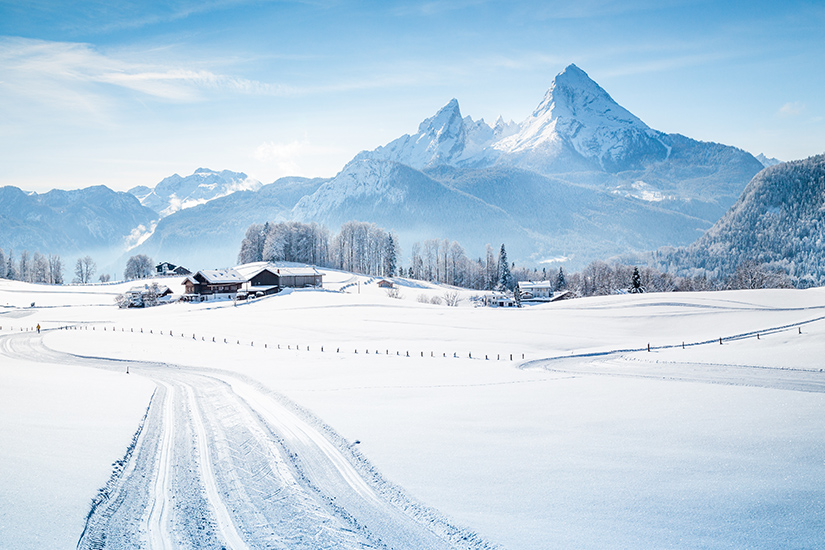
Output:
[0,248,65,284]
[0,247,161,285]
[238,221,398,278]
[238,220,794,297]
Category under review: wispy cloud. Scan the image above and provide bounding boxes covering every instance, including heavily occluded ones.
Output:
[778,101,805,117]
[601,51,741,78]
[0,36,300,112]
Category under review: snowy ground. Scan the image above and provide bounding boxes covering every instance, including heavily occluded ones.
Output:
[1,274,824,549]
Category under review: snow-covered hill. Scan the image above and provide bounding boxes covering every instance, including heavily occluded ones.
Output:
[2,278,824,549]
[658,153,825,285]
[129,168,262,217]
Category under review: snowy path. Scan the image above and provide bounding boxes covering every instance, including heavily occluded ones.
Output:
[525,354,825,393]
[0,332,491,550]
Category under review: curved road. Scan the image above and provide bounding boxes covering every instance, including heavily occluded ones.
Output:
[0,331,495,550]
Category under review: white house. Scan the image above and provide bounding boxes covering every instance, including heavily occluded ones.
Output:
[483,292,517,307]
[517,281,556,302]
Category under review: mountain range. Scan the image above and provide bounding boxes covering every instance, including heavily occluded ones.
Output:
[0,185,156,266]
[0,64,779,277]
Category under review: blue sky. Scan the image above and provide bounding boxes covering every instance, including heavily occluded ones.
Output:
[1,0,823,192]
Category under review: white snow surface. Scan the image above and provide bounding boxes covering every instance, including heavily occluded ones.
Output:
[1,275,824,549]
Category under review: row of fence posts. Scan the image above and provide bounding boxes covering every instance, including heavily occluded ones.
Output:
[55,323,527,361]
[645,326,803,352]
[2,323,805,359]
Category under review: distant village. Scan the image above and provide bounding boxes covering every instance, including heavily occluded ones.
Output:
[120,259,570,309]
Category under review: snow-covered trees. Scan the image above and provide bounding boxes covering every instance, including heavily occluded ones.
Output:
[238,220,397,278]
[124,254,154,280]
[497,244,513,291]
[630,267,644,293]
[727,260,791,290]
[48,255,64,284]
[238,223,268,264]
[238,222,331,267]
[74,256,96,284]
[649,154,825,287]
[556,267,566,290]
[0,248,63,284]
[333,221,397,277]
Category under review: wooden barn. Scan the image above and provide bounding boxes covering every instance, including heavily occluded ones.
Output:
[182,269,245,299]
[234,262,324,297]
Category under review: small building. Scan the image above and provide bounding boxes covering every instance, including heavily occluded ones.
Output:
[182,269,245,300]
[123,284,172,308]
[483,292,517,308]
[517,281,556,302]
[234,262,324,296]
[377,279,394,289]
[156,262,191,276]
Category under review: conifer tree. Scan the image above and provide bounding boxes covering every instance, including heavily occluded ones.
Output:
[497,244,513,291]
[630,266,643,293]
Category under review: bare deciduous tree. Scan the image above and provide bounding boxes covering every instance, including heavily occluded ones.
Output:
[74,256,96,284]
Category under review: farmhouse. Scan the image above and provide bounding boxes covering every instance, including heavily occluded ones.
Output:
[483,292,517,307]
[122,284,172,308]
[183,269,245,300]
[156,261,191,276]
[377,279,394,289]
[234,262,323,296]
[183,262,324,300]
[517,281,555,302]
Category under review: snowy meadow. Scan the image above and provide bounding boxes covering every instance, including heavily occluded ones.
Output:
[1,273,823,549]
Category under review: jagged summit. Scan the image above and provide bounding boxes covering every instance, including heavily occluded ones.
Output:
[359,63,680,174]
[531,63,648,129]
[494,63,670,172]
[357,97,499,169]
[418,98,462,135]
[129,168,262,217]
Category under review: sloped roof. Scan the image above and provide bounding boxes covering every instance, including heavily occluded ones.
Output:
[233,262,322,280]
[197,269,245,284]
[518,281,554,290]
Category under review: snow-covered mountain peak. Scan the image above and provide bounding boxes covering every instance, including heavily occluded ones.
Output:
[417,98,463,137]
[357,99,497,169]
[129,168,262,217]
[495,64,670,171]
[532,64,646,128]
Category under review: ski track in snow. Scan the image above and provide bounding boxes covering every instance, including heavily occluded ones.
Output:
[0,331,494,550]
[521,315,825,393]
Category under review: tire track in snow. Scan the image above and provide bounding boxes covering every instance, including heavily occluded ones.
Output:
[183,384,250,549]
[145,381,175,550]
[1,331,497,550]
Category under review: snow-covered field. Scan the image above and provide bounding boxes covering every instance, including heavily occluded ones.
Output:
[1,273,824,549]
